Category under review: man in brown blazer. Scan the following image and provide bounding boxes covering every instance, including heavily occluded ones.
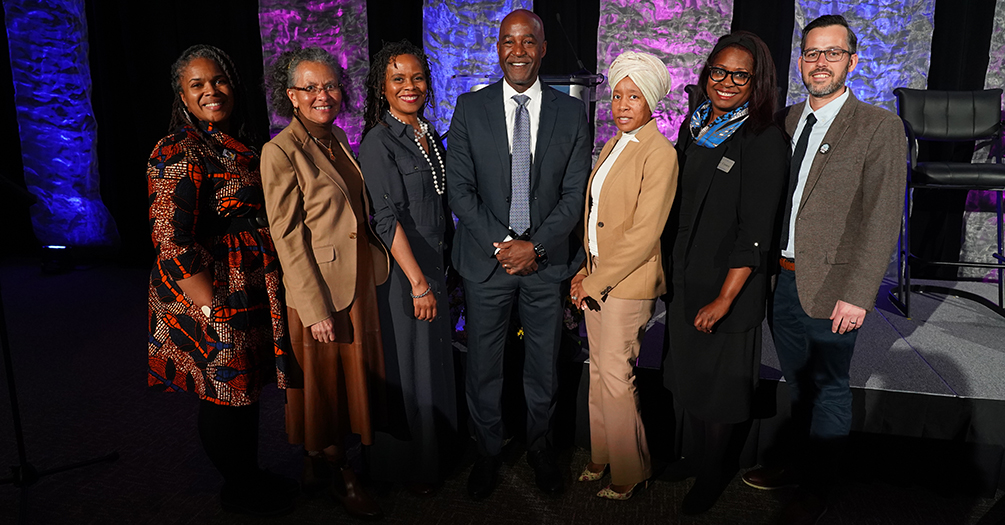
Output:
[741,15,906,524]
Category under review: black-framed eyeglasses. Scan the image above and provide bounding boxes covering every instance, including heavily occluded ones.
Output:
[290,83,342,95]
[708,67,751,86]
[801,48,851,63]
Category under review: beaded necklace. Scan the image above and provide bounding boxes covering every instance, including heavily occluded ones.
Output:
[388,111,445,195]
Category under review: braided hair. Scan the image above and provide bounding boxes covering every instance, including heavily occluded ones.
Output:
[168,44,257,145]
[265,47,344,120]
[363,40,434,135]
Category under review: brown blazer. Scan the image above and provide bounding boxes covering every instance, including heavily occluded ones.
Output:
[781,90,906,318]
[578,119,679,300]
[261,117,390,327]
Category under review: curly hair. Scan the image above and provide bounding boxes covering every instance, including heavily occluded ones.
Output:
[168,44,256,144]
[363,40,434,135]
[265,47,344,119]
[697,31,777,133]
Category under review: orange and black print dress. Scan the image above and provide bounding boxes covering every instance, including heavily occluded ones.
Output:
[147,121,291,406]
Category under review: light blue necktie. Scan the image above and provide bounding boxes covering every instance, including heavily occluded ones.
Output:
[509,94,531,236]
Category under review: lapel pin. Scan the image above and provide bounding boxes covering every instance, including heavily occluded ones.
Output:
[819,144,830,154]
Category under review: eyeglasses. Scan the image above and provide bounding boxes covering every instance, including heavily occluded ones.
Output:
[708,67,751,86]
[290,83,342,95]
[801,48,851,63]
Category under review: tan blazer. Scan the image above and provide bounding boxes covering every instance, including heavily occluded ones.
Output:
[781,90,906,318]
[578,119,679,300]
[261,117,390,327]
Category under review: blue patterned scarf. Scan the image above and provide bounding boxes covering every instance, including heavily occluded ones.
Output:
[690,100,749,148]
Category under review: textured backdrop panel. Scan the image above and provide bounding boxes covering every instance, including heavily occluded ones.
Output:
[961,0,1005,281]
[786,0,935,112]
[5,0,118,246]
[258,0,369,149]
[423,0,533,136]
[594,0,732,151]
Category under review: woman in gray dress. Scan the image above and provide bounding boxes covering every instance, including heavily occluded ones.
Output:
[358,40,457,494]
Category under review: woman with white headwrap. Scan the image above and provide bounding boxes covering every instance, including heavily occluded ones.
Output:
[660,31,786,515]
[569,51,678,500]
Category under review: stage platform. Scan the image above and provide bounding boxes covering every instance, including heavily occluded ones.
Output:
[628,271,1005,497]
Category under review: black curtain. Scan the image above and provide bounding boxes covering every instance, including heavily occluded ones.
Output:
[85,0,269,266]
[367,0,423,60]
[534,0,600,76]
[909,0,997,278]
[731,0,795,111]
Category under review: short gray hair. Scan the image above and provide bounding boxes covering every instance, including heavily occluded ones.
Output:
[265,47,343,118]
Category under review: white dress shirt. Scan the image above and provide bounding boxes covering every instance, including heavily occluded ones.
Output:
[502,78,543,157]
[783,88,851,258]
[588,127,641,257]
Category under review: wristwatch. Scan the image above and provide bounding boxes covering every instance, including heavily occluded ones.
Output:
[533,242,548,264]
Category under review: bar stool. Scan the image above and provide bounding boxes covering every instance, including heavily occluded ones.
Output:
[889,88,1005,318]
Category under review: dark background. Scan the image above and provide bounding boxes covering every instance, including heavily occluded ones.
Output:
[0,0,996,270]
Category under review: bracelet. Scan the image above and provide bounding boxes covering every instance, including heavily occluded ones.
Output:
[410,284,431,299]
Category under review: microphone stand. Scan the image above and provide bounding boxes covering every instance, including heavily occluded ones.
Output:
[0,252,119,524]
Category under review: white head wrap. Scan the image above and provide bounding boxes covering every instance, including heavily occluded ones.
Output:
[608,51,672,113]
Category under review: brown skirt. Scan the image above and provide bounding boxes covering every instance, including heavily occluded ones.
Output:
[284,240,386,449]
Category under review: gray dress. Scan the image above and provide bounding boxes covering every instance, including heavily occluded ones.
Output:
[359,113,457,483]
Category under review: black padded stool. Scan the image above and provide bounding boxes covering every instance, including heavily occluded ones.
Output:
[889,88,1005,318]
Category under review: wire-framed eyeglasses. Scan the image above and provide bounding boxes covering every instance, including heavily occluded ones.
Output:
[801,48,851,63]
[290,83,343,95]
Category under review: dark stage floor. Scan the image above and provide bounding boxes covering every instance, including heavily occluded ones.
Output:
[0,259,1002,524]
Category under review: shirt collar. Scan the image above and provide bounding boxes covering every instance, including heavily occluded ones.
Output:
[617,127,642,143]
[383,111,412,137]
[800,86,851,126]
[502,77,543,102]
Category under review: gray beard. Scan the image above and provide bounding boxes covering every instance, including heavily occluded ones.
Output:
[803,67,848,97]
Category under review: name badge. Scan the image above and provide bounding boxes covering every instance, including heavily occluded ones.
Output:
[717,157,735,173]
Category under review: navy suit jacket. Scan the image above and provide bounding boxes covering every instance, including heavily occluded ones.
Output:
[446,80,592,283]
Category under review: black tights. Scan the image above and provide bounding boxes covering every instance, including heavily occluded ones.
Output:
[197,400,260,484]
[687,412,737,489]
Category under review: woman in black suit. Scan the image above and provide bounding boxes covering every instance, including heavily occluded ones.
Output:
[662,31,787,514]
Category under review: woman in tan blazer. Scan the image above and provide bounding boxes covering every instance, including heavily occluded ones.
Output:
[570,51,678,500]
[261,47,389,520]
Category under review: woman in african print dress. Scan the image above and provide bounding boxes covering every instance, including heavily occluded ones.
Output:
[146,44,295,516]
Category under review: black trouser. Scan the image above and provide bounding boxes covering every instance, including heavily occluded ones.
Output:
[198,400,260,484]
[463,270,562,457]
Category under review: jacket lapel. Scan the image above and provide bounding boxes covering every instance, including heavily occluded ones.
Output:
[482,82,511,198]
[683,131,730,261]
[534,86,558,190]
[797,93,858,214]
[784,102,805,137]
[290,117,352,201]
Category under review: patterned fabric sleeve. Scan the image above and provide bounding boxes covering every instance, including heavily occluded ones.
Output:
[148,133,214,280]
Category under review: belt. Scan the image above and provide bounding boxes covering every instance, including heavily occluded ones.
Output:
[779,257,795,272]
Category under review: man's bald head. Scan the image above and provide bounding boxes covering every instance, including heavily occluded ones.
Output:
[497,9,547,92]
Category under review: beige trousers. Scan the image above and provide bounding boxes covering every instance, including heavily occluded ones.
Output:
[584,295,655,485]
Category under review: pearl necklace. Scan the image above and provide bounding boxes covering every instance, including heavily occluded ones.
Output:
[388,111,445,195]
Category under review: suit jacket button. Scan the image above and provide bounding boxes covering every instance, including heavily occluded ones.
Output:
[598,222,604,228]
[349,232,357,239]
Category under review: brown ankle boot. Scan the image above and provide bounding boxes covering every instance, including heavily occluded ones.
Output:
[302,453,333,495]
[330,464,383,520]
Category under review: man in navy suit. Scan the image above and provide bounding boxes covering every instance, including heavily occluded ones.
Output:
[446,8,591,499]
